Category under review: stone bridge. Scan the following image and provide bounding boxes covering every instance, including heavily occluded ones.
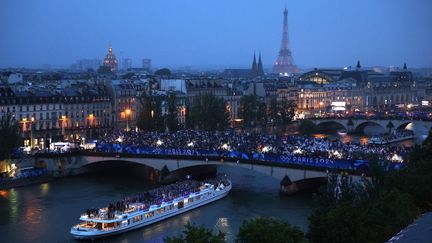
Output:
[310,118,432,134]
[34,152,333,183]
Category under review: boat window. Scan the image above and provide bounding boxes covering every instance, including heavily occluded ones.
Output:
[145,212,154,218]
[178,201,184,209]
[156,208,164,214]
[133,215,142,223]
[103,222,117,230]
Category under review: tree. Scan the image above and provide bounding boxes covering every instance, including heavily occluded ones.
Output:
[188,93,229,131]
[308,189,417,243]
[239,95,265,127]
[236,217,307,243]
[136,91,164,132]
[165,92,179,132]
[0,113,21,161]
[155,68,172,76]
[136,91,152,131]
[298,120,316,136]
[278,100,296,126]
[165,222,226,243]
[268,98,279,126]
[384,130,432,211]
[308,171,418,243]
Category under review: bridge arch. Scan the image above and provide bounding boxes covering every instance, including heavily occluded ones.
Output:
[396,122,413,130]
[83,159,157,169]
[354,121,386,134]
[74,155,330,183]
[396,121,431,134]
[316,121,347,131]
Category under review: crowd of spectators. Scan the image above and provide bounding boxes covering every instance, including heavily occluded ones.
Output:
[96,129,412,163]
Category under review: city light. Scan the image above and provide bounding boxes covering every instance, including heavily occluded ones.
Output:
[221,143,230,150]
[391,154,403,162]
[124,109,132,131]
[293,148,303,154]
[262,146,271,153]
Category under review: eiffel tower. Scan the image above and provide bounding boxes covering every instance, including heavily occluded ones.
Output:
[272,7,298,75]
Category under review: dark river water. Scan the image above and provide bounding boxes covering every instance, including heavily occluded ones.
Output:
[0,166,316,243]
[315,123,429,146]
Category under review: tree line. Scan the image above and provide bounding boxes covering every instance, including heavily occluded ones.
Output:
[135,92,296,132]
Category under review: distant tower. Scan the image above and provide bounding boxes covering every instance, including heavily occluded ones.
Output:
[121,58,132,71]
[356,60,361,69]
[273,7,298,75]
[251,52,258,76]
[103,45,118,72]
[257,52,264,76]
[403,62,407,70]
[142,59,152,72]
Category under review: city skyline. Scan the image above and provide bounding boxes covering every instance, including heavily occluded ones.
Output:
[1,0,432,69]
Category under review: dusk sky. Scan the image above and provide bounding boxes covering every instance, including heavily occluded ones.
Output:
[1,0,431,69]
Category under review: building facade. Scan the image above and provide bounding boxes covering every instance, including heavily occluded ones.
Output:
[0,82,112,149]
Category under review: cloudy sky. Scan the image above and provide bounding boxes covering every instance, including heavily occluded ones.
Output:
[0,0,431,69]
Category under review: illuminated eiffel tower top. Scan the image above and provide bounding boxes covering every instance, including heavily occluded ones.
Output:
[272,7,298,75]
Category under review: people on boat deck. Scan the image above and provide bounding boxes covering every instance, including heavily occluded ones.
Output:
[84,178,229,220]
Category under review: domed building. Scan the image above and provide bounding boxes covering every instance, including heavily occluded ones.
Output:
[103,45,118,72]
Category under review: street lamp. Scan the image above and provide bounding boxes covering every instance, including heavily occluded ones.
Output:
[88,114,94,139]
[125,109,131,131]
[30,116,35,148]
[60,115,68,140]
[319,101,324,117]
[20,118,29,147]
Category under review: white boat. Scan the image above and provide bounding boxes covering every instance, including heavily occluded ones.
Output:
[70,179,232,240]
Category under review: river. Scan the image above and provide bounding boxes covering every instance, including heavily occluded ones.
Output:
[315,123,429,146]
[0,166,316,243]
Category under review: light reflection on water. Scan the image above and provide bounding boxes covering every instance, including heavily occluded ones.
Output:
[40,183,49,195]
[9,189,18,224]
